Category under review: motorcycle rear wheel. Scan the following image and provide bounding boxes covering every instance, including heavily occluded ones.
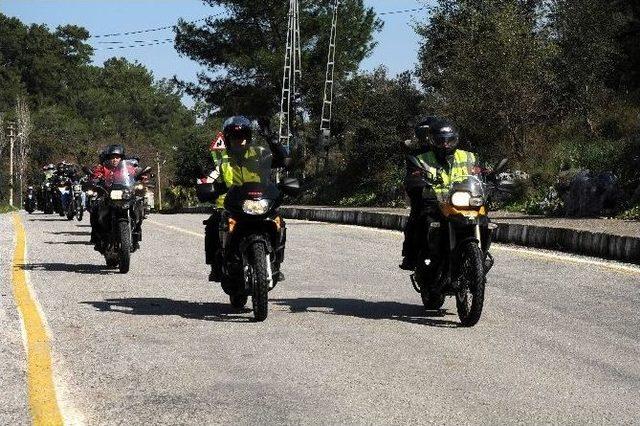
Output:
[248,241,269,322]
[416,264,445,310]
[455,242,486,327]
[118,220,131,274]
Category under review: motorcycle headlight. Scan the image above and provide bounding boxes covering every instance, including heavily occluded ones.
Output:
[86,190,94,196]
[135,183,144,191]
[451,191,471,207]
[110,190,130,200]
[242,199,272,215]
[73,184,82,191]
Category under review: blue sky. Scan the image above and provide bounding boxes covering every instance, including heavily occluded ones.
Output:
[1,0,432,106]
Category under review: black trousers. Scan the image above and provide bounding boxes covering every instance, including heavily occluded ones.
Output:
[204,210,222,266]
[403,188,440,261]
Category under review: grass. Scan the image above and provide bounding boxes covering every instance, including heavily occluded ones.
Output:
[0,204,18,213]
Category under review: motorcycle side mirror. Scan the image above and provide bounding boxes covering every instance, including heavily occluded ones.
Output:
[495,158,508,173]
[278,177,301,197]
[135,166,152,180]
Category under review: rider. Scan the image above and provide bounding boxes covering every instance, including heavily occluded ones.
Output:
[400,117,478,270]
[89,144,137,250]
[202,116,291,282]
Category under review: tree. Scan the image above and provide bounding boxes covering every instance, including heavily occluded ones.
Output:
[415,0,553,159]
[15,96,32,204]
[174,0,382,120]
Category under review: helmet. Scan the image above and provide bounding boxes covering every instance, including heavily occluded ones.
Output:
[429,119,459,155]
[414,116,439,143]
[127,156,140,168]
[223,116,252,156]
[105,144,125,158]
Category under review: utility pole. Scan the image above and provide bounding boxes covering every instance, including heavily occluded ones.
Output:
[156,152,162,211]
[8,122,15,207]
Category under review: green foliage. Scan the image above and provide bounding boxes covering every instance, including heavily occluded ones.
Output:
[174,0,382,120]
[0,13,197,203]
[0,204,17,213]
[162,186,198,210]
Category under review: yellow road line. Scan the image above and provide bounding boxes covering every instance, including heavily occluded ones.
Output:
[147,219,204,239]
[12,213,64,425]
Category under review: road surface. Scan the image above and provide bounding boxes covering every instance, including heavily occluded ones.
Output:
[1,212,639,424]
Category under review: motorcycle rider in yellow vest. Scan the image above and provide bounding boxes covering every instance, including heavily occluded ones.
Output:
[203,116,291,282]
[400,117,478,270]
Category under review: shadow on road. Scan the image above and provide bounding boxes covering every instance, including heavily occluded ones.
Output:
[20,262,115,275]
[81,298,253,322]
[48,231,91,236]
[272,297,460,327]
[28,218,68,222]
[44,241,92,246]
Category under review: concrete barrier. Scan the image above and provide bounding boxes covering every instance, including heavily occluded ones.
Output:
[168,205,640,265]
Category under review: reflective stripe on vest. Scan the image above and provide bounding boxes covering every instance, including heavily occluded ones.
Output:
[415,150,477,194]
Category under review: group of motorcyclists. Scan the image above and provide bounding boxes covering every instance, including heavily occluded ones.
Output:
[25,114,509,325]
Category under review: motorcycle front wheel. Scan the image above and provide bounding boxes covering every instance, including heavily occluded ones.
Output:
[229,294,248,309]
[455,241,486,327]
[247,241,269,322]
[117,219,131,274]
[76,199,83,221]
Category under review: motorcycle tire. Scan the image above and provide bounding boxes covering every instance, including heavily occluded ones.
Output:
[76,200,83,221]
[416,263,445,311]
[248,241,269,322]
[455,241,486,327]
[230,294,248,309]
[117,220,131,274]
[66,208,74,220]
[421,290,445,311]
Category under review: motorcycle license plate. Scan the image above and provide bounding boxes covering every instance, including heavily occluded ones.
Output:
[111,190,124,200]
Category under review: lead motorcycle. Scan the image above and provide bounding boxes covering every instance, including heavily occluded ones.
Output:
[89,162,151,273]
[197,150,299,322]
[408,157,512,327]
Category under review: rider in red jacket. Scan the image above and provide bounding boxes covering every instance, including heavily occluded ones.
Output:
[91,145,136,185]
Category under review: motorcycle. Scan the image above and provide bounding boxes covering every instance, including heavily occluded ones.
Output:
[407,157,511,327]
[197,160,299,322]
[90,162,151,273]
[39,181,55,214]
[24,186,36,213]
[70,179,85,221]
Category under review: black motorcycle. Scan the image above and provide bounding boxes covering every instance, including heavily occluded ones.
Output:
[39,181,55,214]
[24,186,36,213]
[68,179,85,221]
[198,167,299,321]
[90,162,151,274]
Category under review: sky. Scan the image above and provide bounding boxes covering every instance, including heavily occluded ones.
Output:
[1,0,432,107]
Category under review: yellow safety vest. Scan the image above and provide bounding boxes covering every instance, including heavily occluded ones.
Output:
[211,147,264,207]
[414,150,477,195]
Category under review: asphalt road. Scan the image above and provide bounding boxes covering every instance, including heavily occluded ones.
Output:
[1,211,639,424]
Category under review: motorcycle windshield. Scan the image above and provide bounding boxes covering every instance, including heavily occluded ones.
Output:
[105,160,134,190]
[445,174,486,204]
[227,145,274,188]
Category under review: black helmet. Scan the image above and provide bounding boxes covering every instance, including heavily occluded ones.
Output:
[429,119,459,155]
[105,144,125,158]
[414,116,439,143]
[223,116,252,155]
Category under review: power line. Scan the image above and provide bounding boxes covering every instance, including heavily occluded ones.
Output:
[378,6,428,16]
[99,39,174,51]
[91,5,428,50]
